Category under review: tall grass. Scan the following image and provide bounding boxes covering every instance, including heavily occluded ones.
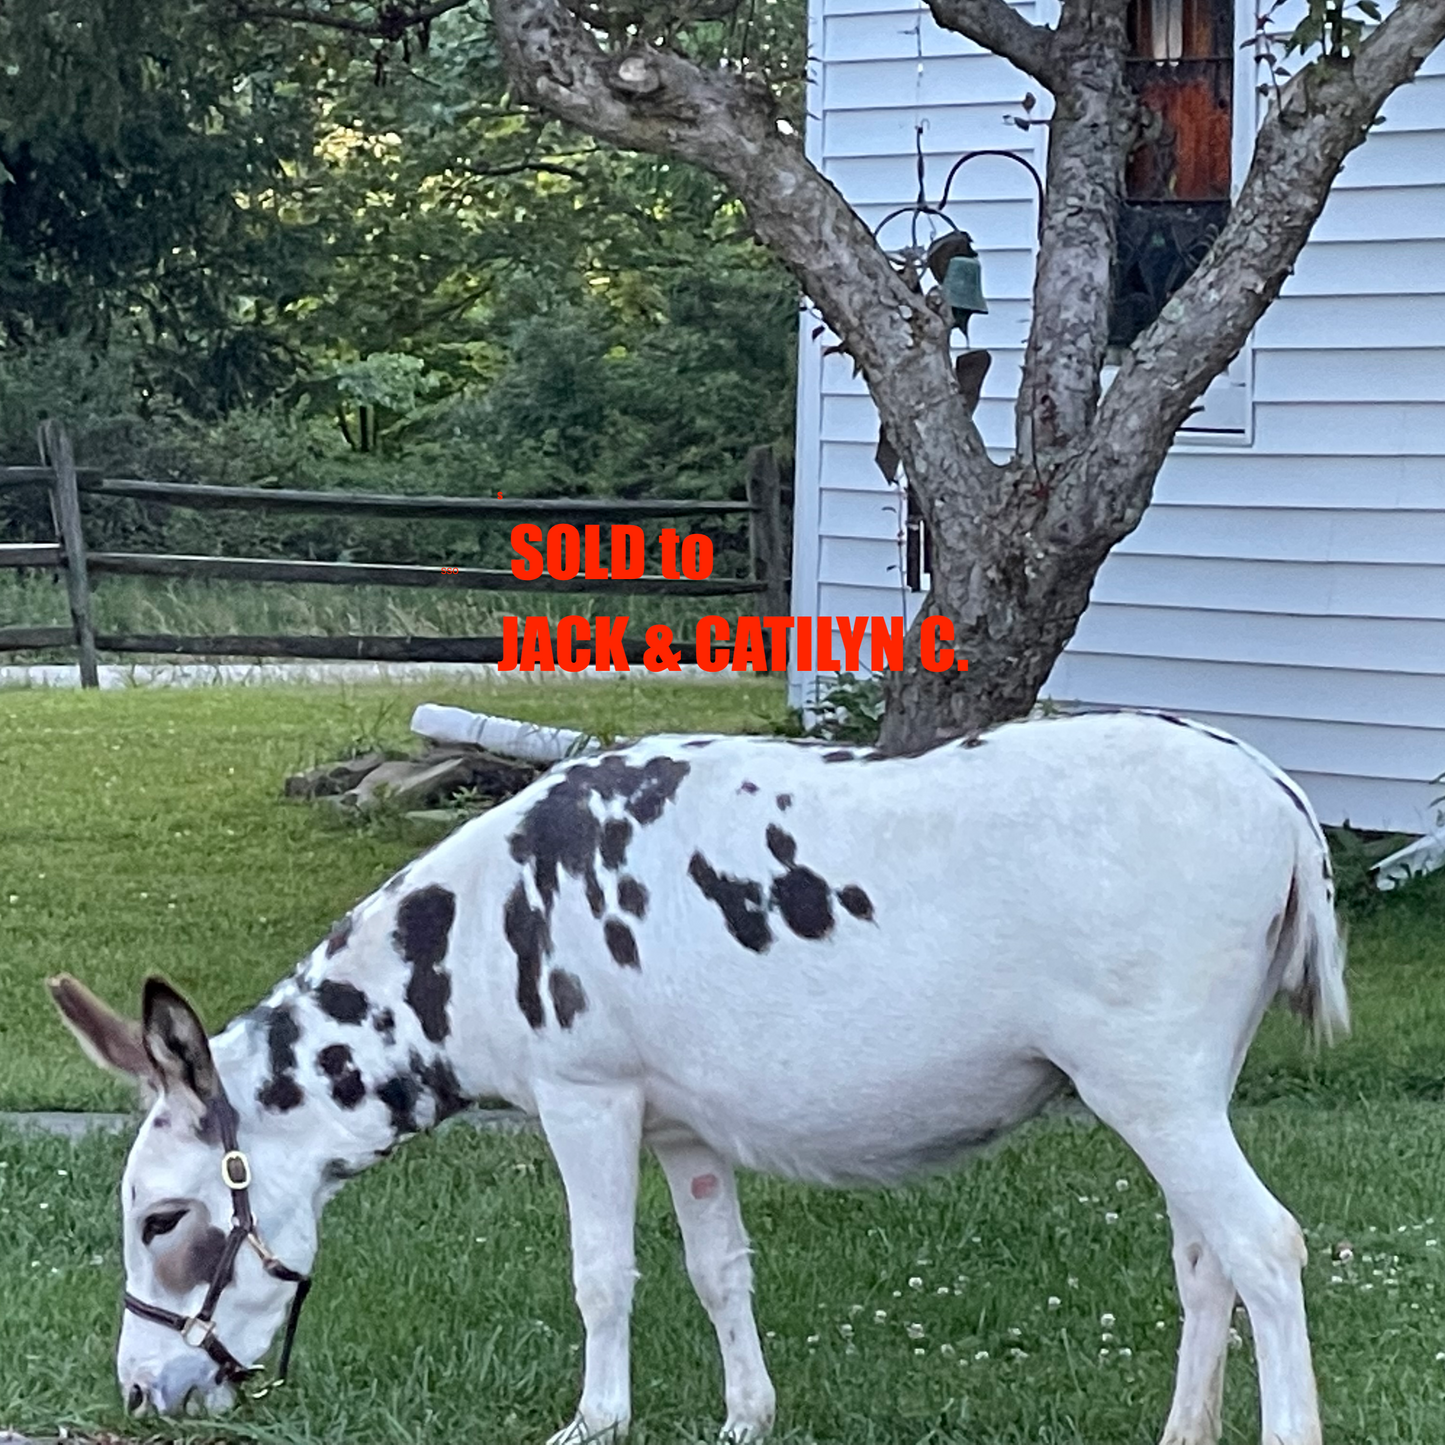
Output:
[0,571,731,659]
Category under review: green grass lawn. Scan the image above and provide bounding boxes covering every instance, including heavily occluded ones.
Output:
[0,678,789,1111]
[7,1103,1445,1445]
[3,680,1445,1445]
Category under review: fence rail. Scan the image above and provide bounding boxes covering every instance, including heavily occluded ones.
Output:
[0,471,760,520]
[0,426,788,683]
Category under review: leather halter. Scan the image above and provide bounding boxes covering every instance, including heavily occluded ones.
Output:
[123,1093,311,1390]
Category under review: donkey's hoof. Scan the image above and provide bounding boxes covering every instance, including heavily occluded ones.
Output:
[547,1414,629,1445]
[719,1417,773,1443]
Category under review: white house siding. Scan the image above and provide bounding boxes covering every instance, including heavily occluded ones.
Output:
[790,0,1445,832]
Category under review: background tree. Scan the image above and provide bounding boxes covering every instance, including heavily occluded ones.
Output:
[247,0,1445,748]
[0,0,798,507]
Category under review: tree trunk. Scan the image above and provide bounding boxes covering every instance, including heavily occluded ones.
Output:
[876,456,1115,752]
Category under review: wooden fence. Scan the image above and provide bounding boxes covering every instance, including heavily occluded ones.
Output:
[0,422,790,685]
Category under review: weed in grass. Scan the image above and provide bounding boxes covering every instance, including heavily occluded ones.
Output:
[1326,824,1422,921]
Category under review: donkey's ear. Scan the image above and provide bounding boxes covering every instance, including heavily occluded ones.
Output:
[141,977,221,1106]
[47,974,156,1084]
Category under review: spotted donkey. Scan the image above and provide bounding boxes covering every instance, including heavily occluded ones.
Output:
[50,709,1346,1445]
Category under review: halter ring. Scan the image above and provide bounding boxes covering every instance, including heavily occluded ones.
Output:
[247,1230,280,1268]
[181,1315,216,1350]
[221,1150,252,1190]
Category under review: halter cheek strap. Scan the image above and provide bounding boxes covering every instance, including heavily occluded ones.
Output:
[124,1100,312,1390]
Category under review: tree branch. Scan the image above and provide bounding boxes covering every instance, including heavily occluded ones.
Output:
[487,0,1003,487]
[925,0,1061,88]
[1085,0,1445,508]
[456,157,589,179]
[1012,0,1133,461]
[236,0,471,38]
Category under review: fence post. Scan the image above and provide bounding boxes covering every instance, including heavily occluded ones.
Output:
[745,445,789,617]
[38,420,100,688]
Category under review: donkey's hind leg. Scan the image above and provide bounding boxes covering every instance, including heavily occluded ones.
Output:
[653,1136,776,1441]
[1074,1077,1320,1445]
[1160,1207,1236,1445]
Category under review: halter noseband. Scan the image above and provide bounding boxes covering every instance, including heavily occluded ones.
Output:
[124,1094,312,1391]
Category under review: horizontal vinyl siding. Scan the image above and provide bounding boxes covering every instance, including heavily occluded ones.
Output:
[1044,653,1445,731]
[795,0,1445,829]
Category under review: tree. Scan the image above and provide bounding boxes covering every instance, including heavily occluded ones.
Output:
[0,0,330,411]
[1,0,798,507]
[253,0,1445,749]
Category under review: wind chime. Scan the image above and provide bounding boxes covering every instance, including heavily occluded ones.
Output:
[869,126,1045,589]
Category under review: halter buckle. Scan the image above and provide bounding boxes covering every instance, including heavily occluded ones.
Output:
[221,1150,252,1191]
[181,1315,215,1350]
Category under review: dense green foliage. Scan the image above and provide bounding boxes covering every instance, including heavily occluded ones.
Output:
[0,0,802,566]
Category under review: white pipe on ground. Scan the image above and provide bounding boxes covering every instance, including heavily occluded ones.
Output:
[410,704,608,764]
[1374,827,1445,890]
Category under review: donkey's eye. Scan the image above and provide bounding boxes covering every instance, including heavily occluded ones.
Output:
[142,1209,186,1245]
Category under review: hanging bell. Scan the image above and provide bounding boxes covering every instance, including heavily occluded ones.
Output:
[925,232,987,340]
[943,253,987,319]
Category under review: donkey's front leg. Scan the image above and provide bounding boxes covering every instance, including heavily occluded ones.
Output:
[538,1081,645,1445]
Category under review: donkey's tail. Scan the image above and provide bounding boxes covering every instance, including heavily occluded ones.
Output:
[1274,806,1349,1045]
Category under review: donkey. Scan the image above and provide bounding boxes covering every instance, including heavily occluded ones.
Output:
[50,708,1346,1445]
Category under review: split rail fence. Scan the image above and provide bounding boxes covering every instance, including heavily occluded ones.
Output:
[0,421,790,685]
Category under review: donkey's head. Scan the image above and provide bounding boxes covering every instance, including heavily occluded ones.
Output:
[48,974,319,1417]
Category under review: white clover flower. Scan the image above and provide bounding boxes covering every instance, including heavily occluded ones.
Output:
[908,1276,923,1290]
[907,1323,926,1340]
[1047,1296,1061,1309]
[1100,1313,1115,1328]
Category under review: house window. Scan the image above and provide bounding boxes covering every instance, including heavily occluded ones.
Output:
[1109,0,1234,347]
